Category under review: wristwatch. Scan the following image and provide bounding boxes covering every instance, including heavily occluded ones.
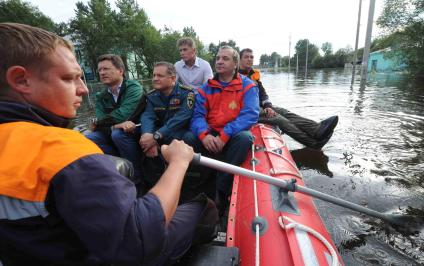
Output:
[153,131,161,141]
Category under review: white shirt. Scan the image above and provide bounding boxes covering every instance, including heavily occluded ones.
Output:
[107,83,122,103]
[175,57,213,89]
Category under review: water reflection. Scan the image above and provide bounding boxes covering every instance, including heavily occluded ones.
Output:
[291,148,333,177]
[260,69,424,265]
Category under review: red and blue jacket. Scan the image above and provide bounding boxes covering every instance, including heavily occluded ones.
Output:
[190,73,259,143]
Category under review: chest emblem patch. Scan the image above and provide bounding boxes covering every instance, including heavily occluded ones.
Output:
[228,100,238,110]
[170,98,181,105]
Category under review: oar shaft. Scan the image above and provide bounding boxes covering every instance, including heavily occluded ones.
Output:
[196,154,290,188]
[193,154,397,225]
[295,184,392,222]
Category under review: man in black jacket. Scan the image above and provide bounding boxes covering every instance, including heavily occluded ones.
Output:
[239,48,338,149]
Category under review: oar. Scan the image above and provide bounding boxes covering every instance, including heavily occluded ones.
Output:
[192,153,423,228]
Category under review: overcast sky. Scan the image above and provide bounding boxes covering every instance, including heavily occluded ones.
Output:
[27,0,384,63]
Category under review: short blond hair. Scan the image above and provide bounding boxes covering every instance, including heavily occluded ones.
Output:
[177,37,196,49]
[0,23,72,89]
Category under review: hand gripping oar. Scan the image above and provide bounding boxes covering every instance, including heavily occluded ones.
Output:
[192,153,423,228]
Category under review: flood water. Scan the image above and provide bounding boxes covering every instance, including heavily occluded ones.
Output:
[261,69,424,265]
[76,69,424,265]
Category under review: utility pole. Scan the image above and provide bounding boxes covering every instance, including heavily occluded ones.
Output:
[360,0,376,88]
[296,53,299,75]
[288,34,291,72]
[305,39,309,79]
[351,0,362,88]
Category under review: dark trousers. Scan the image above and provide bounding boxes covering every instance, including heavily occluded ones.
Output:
[140,129,190,190]
[86,129,143,182]
[259,106,320,148]
[183,130,253,197]
[146,198,217,266]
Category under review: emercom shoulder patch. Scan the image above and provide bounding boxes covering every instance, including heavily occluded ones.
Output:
[187,92,195,109]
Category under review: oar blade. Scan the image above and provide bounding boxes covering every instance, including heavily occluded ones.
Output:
[384,213,424,230]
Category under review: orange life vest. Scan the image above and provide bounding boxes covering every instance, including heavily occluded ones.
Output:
[0,122,102,202]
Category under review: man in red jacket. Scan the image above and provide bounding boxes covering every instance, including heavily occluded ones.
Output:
[184,46,259,211]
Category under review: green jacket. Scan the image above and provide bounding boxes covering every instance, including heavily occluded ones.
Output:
[95,79,143,128]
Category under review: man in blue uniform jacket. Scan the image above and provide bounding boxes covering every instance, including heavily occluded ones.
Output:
[139,62,195,158]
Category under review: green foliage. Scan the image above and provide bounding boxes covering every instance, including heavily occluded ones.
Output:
[206,39,240,69]
[70,0,118,75]
[55,22,70,36]
[114,0,160,77]
[157,26,182,63]
[377,0,424,77]
[321,42,333,56]
[280,56,290,67]
[270,52,282,67]
[0,0,59,33]
[293,39,319,67]
[259,54,270,67]
[69,0,198,78]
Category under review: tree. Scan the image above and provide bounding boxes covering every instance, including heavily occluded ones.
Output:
[270,52,282,67]
[0,0,57,33]
[321,42,333,56]
[70,0,118,74]
[157,26,182,64]
[280,56,290,67]
[55,22,70,36]
[293,39,320,68]
[377,0,424,77]
[334,48,351,67]
[207,39,240,69]
[115,0,160,77]
[259,54,270,68]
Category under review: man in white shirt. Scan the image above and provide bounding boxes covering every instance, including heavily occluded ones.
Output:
[174,37,213,89]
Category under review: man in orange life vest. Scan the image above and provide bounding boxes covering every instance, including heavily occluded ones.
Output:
[183,46,260,209]
[0,23,217,265]
[239,48,339,149]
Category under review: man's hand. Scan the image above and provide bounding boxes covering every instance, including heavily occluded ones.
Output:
[202,134,225,153]
[139,133,156,152]
[113,121,136,133]
[145,144,159,158]
[150,140,194,225]
[264,107,277,118]
[161,140,194,165]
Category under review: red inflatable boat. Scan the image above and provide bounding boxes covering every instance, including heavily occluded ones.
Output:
[225,124,343,266]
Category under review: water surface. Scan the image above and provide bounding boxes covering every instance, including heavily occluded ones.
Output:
[76,69,424,265]
[262,69,424,265]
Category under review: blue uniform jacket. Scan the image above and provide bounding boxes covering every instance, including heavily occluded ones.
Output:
[141,83,195,141]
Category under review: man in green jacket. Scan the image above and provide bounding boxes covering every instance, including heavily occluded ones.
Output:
[87,54,144,182]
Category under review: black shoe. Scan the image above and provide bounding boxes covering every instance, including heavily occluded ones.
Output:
[311,129,334,150]
[315,116,339,140]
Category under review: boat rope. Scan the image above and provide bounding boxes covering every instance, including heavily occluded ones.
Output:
[278,216,340,266]
[251,144,260,266]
